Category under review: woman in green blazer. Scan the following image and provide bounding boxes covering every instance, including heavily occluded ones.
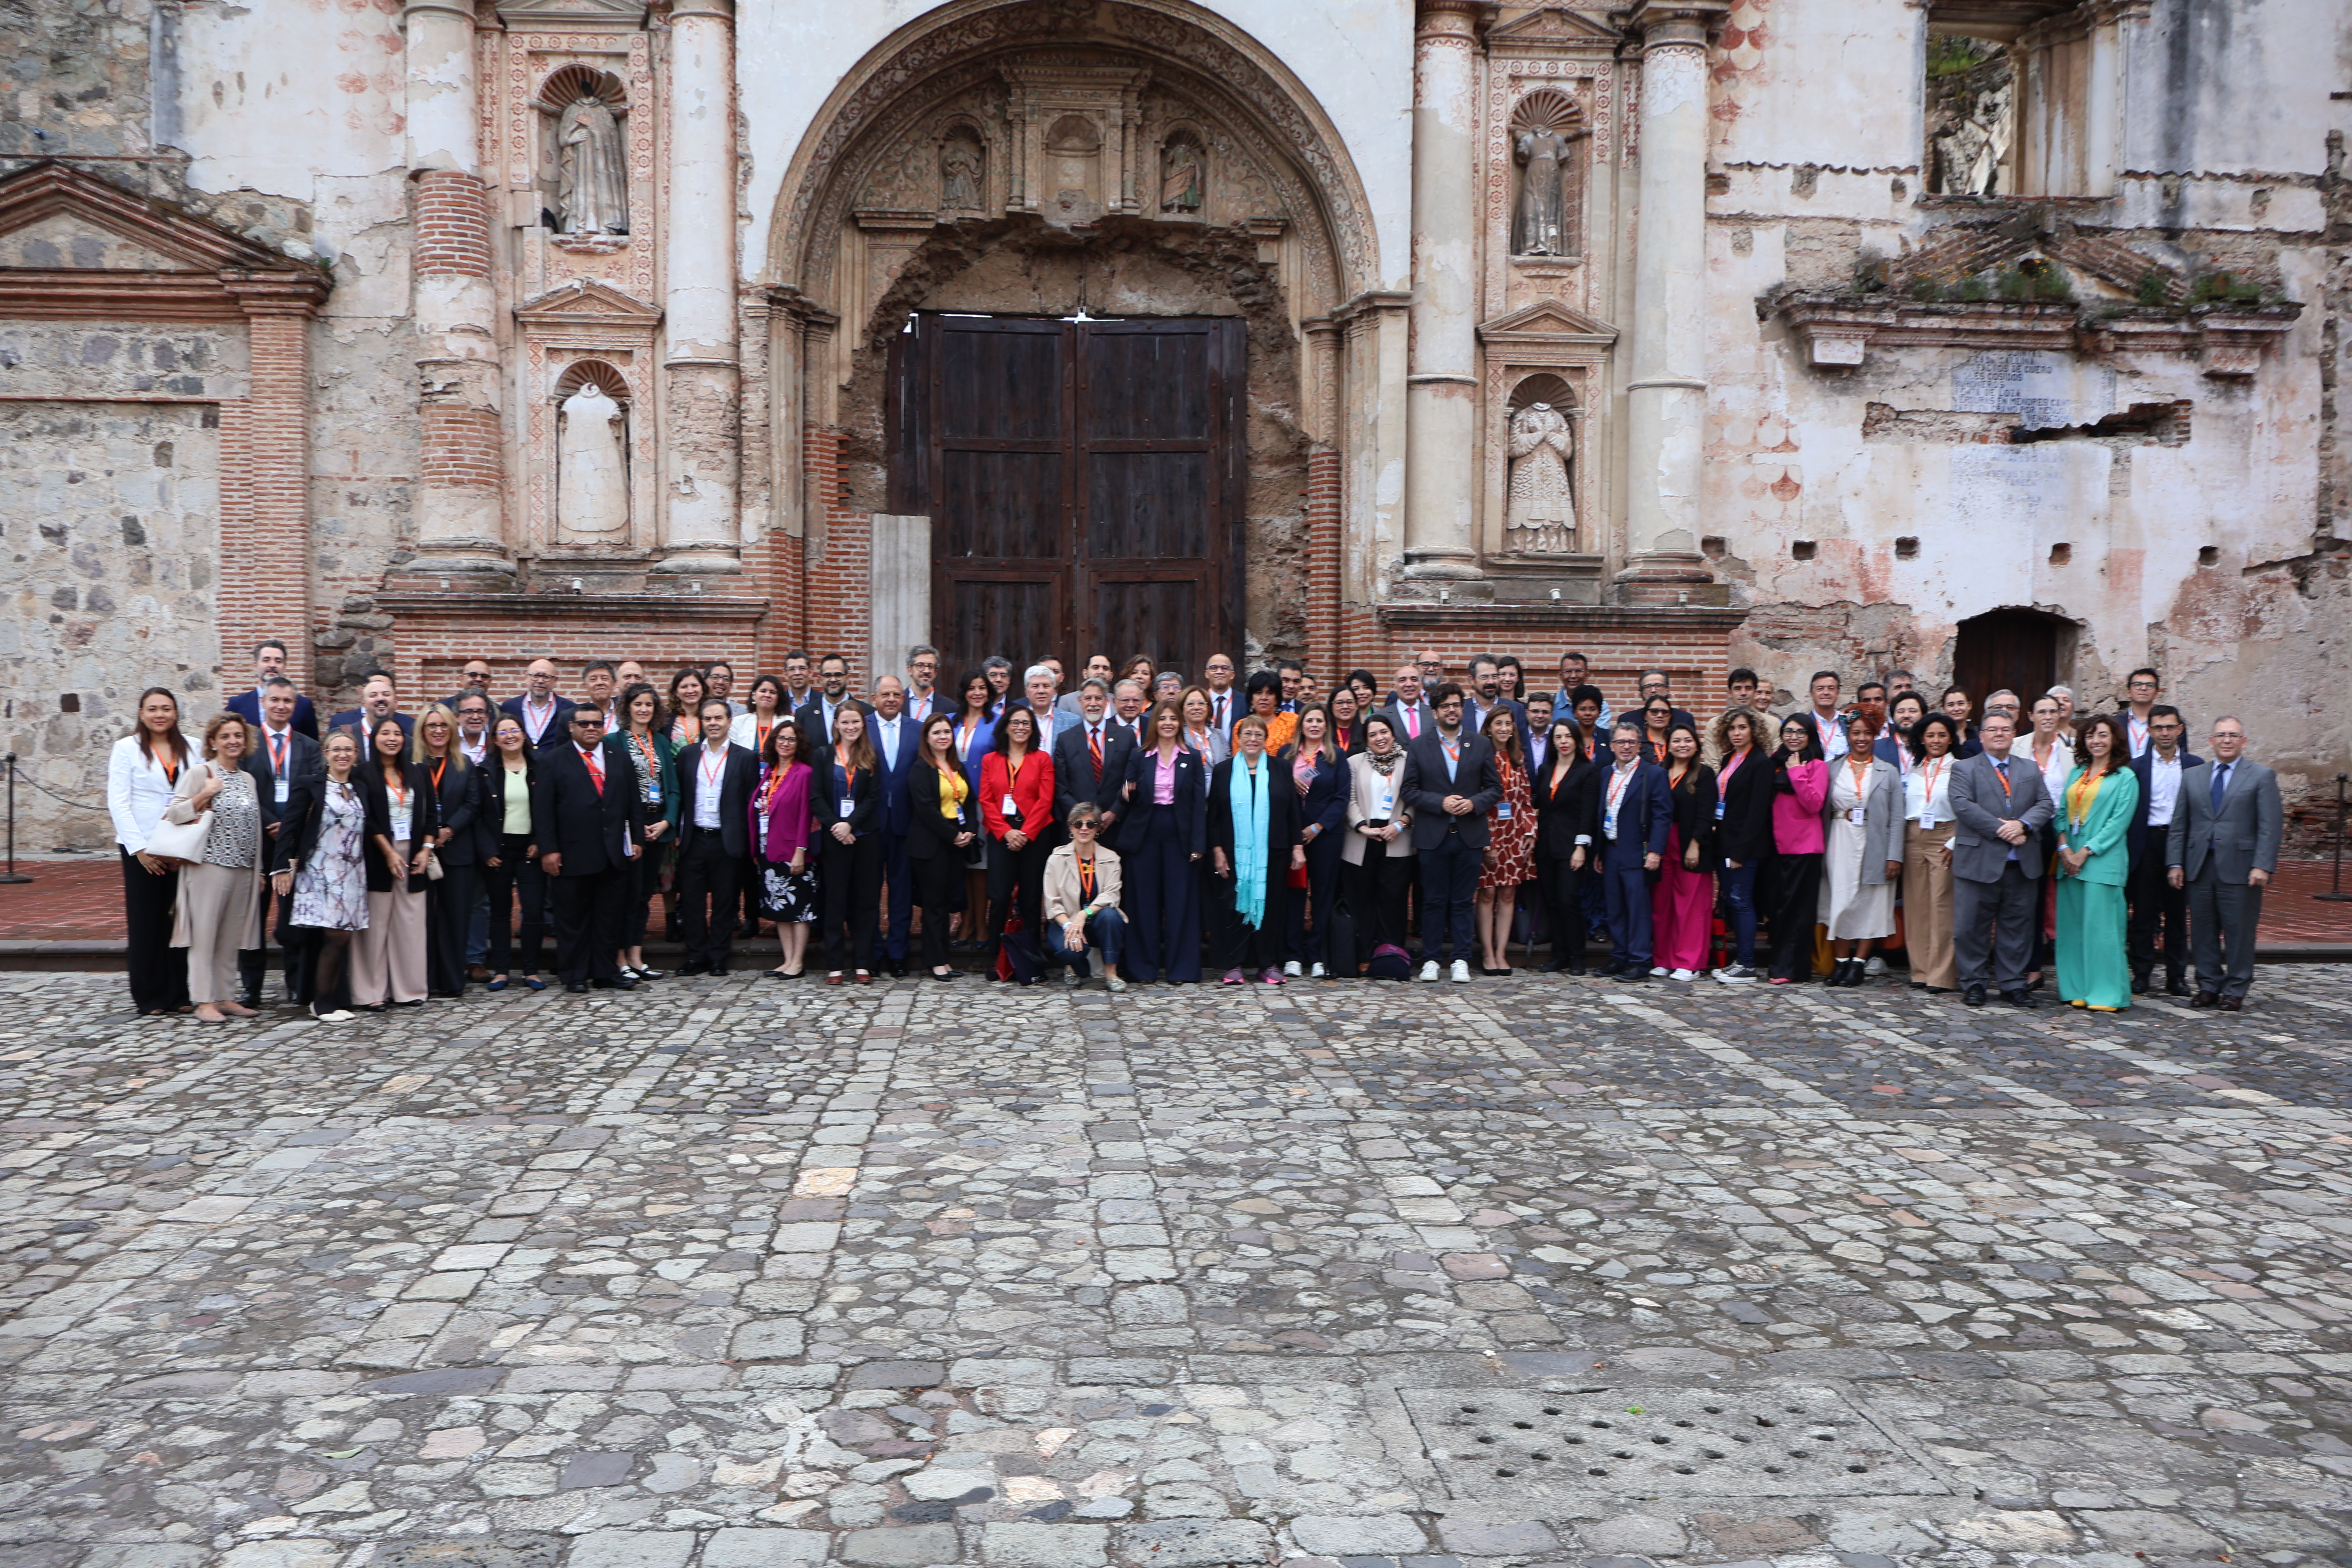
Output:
[614,682,681,980]
[2054,714,2140,1011]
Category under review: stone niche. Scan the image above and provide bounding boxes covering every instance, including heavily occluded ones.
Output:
[1478,299,1618,601]
[514,276,662,574]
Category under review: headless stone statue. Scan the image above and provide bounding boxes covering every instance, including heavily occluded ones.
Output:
[557,96,627,236]
[1513,129,1572,256]
[1505,401,1575,553]
[557,385,629,542]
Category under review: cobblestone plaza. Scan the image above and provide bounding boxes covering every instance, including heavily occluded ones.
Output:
[5,967,2352,1568]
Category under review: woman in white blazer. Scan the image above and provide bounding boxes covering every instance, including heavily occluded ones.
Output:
[108,688,198,1015]
[727,675,790,757]
[1819,713,1904,987]
[1340,713,1417,962]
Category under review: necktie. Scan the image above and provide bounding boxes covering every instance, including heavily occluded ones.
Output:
[1089,727,1103,784]
[1214,694,1227,729]
[270,733,286,775]
[2210,763,2228,816]
[1406,706,1420,739]
[584,747,605,795]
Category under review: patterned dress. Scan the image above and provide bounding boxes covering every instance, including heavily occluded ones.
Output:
[755,764,821,923]
[290,779,370,932]
[1479,755,1535,891]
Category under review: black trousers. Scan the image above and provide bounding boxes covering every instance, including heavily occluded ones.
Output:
[1214,858,1289,974]
[2125,846,2188,983]
[550,866,627,986]
[819,831,883,971]
[1766,851,1823,981]
[913,849,962,969]
[676,827,741,968]
[622,844,660,949]
[426,859,479,996]
[1345,841,1416,955]
[121,847,189,1014]
[1539,854,1588,969]
[986,833,1052,963]
[484,835,546,976]
[1286,830,1346,967]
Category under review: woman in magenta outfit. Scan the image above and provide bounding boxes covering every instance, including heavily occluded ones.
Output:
[754,721,818,978]
[1766,713,1829,985]
[1651,720,1718,978]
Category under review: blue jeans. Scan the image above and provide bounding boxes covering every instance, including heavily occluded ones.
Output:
[1046,907,1126,977]
[1719,860,1760,966]
[1418,833,1479,962]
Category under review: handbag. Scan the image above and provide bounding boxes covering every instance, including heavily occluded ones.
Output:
[422,846,445,882]
[141,763,216,865]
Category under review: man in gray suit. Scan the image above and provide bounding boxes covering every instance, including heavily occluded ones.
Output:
[1948,711,2057,1008]
[2167,715,2282,1011]
[1383,662,1438,747]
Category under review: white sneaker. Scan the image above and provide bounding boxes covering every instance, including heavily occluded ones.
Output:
[1451,960,1472,983]
[1106,974,1127,994]
[1418,960,1441,982]
[1063,969,1084,988]
[1283,960,1303,977]
[1863,956,1887,976]
[1715,966,1759,985]
[1309,962,1327,979]
[1670,969,1697,981]
[1649,966,1670,978]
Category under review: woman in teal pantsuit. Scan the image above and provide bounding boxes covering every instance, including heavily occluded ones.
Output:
[2054,713,2140,1012]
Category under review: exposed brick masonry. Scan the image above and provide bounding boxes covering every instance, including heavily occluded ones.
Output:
[411,170,493,279]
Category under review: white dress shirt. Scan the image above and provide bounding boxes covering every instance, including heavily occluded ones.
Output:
[2145,750,2183,826]
[1904,754,1955,826]
[693,742,729,829]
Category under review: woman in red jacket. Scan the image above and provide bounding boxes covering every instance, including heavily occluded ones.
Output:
[979,701,1057,979]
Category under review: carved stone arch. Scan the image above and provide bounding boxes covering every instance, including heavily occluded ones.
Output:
[536,63,627,112]
[1509,371,1577,413]
[1510,86,1584,136]
[554,358,632,404]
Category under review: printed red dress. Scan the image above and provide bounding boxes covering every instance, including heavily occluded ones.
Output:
[1479,755,1535,891]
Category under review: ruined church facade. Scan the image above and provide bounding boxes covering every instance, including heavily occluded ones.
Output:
[5,0,2348,847]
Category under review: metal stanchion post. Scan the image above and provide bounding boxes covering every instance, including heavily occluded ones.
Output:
[2318,771,2350,903]
[0,754,32,885]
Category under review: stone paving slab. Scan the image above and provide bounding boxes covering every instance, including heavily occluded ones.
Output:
[1,965,2350,1568]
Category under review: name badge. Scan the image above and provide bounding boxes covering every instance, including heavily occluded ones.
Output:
[1713,798,1726,820]
[388,802,413,839]
[1376,789,1393,818]
[1847,807,1867,825]
[275,776,291,804]
[1495,801,1514,820]
[1003,793,1019,817]
[840,799,855,818]
[1918,813,1936,830]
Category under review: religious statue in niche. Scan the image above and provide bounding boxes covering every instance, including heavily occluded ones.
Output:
[1933,76,2013,196]
[1159,134,1203,213]
[1512,127,1575,256]
[557,93,628,236]
[940,129,985,211]
[556,380,630,543]
[1504,399,1575,553]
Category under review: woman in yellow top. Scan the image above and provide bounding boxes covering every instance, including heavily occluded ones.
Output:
[2053,713,2140,1011]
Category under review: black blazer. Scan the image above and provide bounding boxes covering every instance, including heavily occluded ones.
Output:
[330,708,414,745]
[2126,746,2200,865]
[1664,760,1720,871]
[1116,742,1210,857]
[1714,749,1777,866]
[907,760,978,861]
[227,688,319,742]
[420,756,482,867]
[274,771,387,878]
[475,753,537,860]
[1399,730,1503,851]
[1208,753,1301,872]
[795,696,872,753]
[1530,751,1597,863]
[675,742,760,859]
[812,751,880,841]
[1286,748,1349,845]
[499,694,577,750]
[354,758,439,893]
[531,741,644,877]
[1054,720,1138,829]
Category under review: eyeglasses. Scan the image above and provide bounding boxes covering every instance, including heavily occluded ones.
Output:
[1069,822,1098,833]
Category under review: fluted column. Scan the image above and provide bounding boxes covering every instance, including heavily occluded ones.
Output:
[1400,0,1490,581]
[404,0,507,576]
[658,0,741,573]
[1617,1,1724,601]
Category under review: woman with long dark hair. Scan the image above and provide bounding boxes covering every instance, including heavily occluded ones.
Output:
[1638,695,1675,767]
[351,714,436,1008]
[2054,713,2140,1011]
[413,703,481,997]
[1282,704,1348,977]
[1900,712,1964,993]
[1475,705,1532,975]
[907,712,977,981]
[664,666,709,748]
[949,669,997,946]
[1529,716,1592,974]
[1326,686,1367,759]
[755,720,819,978]
[613,682,677,978]
[1708,707,1774,983]
[108,687,196,1015]
[1765,714,1829,985]
[979,702,1056,979]
[814,704,882,984]
[479,715,547,992]
[1652,720,1718,980]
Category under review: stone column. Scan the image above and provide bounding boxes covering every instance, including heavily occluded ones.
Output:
[1617,1,1725,603]
[658,0,741,573]
[1400,0,1490,583]
[403,0,508,578]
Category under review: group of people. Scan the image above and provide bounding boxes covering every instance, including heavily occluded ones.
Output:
[107,641,2285,1021]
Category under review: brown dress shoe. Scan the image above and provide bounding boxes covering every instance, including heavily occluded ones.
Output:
[2189,991,2220,1008]
[2218,995,2244,1012]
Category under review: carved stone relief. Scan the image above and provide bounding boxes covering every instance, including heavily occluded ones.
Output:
[1504,376,1576,553]
[1159,130,1204,214]
[556,372,630,541]
[939,125,987,212]
[501,33,655,299]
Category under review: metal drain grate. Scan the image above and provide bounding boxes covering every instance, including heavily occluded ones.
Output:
[1399,1387,1949,1500]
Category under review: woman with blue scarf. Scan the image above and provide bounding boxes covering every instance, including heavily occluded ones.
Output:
[1209,713,1303,985]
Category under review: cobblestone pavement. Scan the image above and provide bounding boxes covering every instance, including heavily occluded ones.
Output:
[4,966,2352,1568]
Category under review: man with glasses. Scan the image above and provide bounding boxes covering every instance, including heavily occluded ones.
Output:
[1400,683,1501,983]
[906,644,942,723]
[534,707,644,993]
[1585,720,1671,983]
[2126,704,2196,996]
[2120,668,2162,757]
[1949,711,2055,1008]
[797,654,867,749]
[2168,717,2281,1011]
[444,659,495,711]
[501,658,572,748]
[1202,653,1240,734]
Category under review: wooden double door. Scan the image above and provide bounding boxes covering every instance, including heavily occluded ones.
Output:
[889,312,1245,683]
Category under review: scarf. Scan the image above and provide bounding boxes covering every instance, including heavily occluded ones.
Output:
[1232,755,1271,929]
[1367,748,1402,779]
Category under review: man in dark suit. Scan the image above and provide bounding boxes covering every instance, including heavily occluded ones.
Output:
[2125,704,2196,996]
[672,697,759,976]
[1400,683,1502,982]
[796,653,870,751]
[867,677,924,976]
[2168,715,2283,1011]
[1465,655,1527,743]
[443,658,495,713]
[1201,652,1242,737]
[225,639,319,741]
[1584,720,1673,981]
[533,707,645,992]
[1054,679,1138,850]
[1949,711,2058,1007]
[240,677,323,1006]
[500,658,575,750]
[1635,668,1699,733]
[1383,662,1437,747]
[327,669,413,746]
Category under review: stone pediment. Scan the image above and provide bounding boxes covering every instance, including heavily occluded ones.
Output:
[0,161,327,320]
[1486,6,1625,47]
[1478,298,1619,347]
[493,0,646,31]
[514,276,662,326]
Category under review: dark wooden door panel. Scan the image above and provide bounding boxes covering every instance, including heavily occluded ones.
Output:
[1079,323,1214,442]
[1953,610,2061,714]
[1083,452,1211,559]
[940,450,1065,559]
[943,576,1065,682]
[938,318,1065,444]
[1090,576,1200,679]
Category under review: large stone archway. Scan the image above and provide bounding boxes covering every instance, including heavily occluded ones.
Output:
[758,0,1384,675]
